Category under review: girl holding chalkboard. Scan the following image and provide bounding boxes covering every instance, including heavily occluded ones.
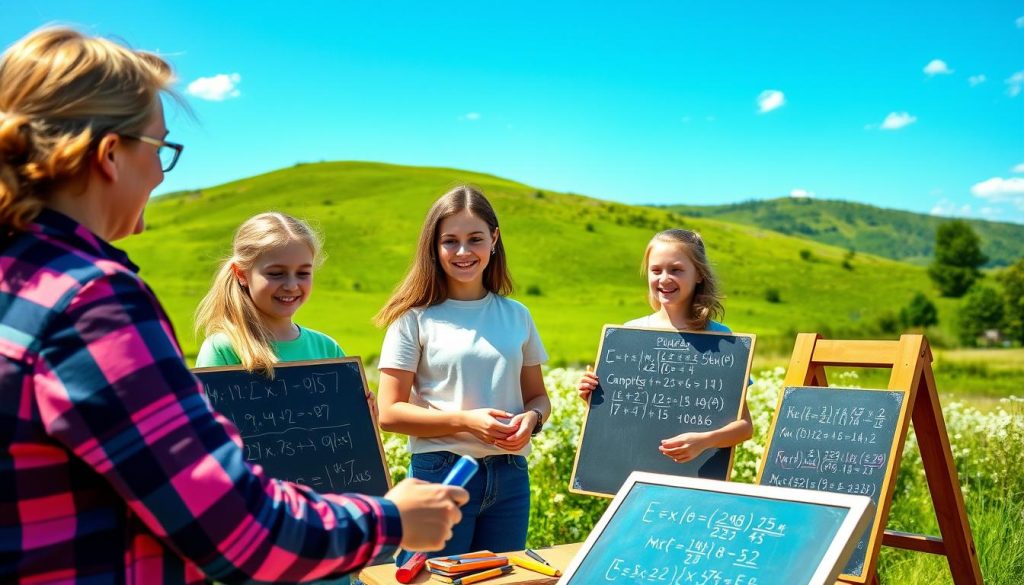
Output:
[578,228,753,464]
[194,212,376,418]
[375,185,551,557]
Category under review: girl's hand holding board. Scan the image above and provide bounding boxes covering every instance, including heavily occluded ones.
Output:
[577,365,598,400]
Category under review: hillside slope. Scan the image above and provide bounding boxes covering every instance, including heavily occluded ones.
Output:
[124,162,957,364]
[665,197,1024,268]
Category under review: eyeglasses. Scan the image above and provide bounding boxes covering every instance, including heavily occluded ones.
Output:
[121,134,184,172]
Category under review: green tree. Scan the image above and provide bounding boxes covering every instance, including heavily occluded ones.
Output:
[957,285,1004,345]
[928,220,987,297]
[998,258,1024,344]
[899,293,938,329]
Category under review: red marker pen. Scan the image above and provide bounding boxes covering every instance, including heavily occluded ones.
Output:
[395,552,428,583]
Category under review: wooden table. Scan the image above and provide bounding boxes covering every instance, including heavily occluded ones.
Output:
[358,543,581,585]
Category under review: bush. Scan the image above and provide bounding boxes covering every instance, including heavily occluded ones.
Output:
[899,292,939,329]
[525,285,543,296]
[765,288,782,303]
[958,285,1005,345]
[799,249,814,262]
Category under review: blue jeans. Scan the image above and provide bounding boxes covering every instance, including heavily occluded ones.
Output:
[400,451,530,562]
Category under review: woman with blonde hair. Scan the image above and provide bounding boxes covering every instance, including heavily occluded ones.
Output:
[376,185,551,559]
[0,27,464,584]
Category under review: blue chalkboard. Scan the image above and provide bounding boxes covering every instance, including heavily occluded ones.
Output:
[194,358,391,497]
[758,386,908,579]
[561,473,874,585]
[571,326,754,496]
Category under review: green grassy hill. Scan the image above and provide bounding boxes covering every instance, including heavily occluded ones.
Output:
[125,161,962,366]
[664,197,1024,268]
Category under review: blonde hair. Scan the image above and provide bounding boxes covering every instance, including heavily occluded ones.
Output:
[0,27,175,231]
[375,185,513,327]
[195,212,324,377]
[642,229,724,329]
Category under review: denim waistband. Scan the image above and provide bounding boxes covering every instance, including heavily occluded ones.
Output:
[415,450,523,465]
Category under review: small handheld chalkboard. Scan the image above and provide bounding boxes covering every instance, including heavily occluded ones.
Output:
[194,358,391,496]
[570,325,755,497]
[559,472,874,585]
[757,386,911,580]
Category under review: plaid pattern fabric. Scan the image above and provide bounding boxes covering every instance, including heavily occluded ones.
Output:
[0,209,401,584]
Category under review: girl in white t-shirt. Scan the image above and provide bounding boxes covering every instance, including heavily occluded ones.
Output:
[578,228,753,464]
[375,185,551,558]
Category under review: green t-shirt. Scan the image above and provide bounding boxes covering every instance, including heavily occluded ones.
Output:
[195,326,345,367]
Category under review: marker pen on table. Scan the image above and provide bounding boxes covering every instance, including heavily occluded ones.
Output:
[394,455,479,584]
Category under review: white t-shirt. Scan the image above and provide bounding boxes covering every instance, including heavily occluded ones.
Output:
[379,293,548,458]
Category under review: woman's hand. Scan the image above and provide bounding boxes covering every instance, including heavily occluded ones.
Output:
[659,432,712,463]
[460,408,516,444]
[577,366,598,401]
[493,410,537,452]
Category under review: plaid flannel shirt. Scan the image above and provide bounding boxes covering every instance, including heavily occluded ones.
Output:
[0,209,401,583]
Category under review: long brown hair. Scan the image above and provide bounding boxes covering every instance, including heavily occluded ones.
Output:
[0,27,175,232]
[642,228,724,329]
[195,212,324,377]
[375,185,513,327]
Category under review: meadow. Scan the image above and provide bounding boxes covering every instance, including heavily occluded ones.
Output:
[126,161,1022,582]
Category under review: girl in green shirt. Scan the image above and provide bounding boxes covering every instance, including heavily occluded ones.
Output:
[194,212,376,420]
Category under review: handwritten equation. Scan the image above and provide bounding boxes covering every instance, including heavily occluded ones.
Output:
[196,361,390,496]
[757,387,906,577]
[565,482,850,585]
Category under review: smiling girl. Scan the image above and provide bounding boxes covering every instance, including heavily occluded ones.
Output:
[578,228,753,464]
[374,185,551,558]
[194,214,374,419]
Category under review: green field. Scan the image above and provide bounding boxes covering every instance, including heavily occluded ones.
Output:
[129,161,973,368]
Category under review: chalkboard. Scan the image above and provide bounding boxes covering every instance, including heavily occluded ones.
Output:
[194,358,391,496]
[757,386,911,580]
[559,471,874,585]
[570,326,755,497]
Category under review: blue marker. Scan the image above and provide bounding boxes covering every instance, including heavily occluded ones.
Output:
[442,455,479,488]
[395,456,479,582]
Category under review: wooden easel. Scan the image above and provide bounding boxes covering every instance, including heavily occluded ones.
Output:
[782,333,982,584]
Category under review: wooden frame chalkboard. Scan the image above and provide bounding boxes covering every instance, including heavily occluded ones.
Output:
[558,471,875,585]
[761,334,982,585]
[570,325,755,497]
[757,386,912,581]
[193,358,392,496]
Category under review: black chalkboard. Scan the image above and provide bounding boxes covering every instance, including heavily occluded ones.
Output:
[757,386,910,579]
[194,358,391,497]
[570,326,755,497]
[561,472,875,585]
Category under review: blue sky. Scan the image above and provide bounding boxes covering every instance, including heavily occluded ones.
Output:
[5,1,1024,222]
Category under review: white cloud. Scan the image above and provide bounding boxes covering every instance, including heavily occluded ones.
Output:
[1006,71,1024,97]
[923,59,952,76]
[186,73,241,101]
[789,189,815,198]
[880,111,917,130]
[757,90,785,113]
[971,177,1024,210]
[460,112,481,121]
[979,206,1002,219]
[1016,16,1024,28]
[930,198,973,218]
[968,74,987,87]
[1013,162,1024,173]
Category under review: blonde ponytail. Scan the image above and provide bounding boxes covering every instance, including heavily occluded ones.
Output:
[195,212,323,377]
